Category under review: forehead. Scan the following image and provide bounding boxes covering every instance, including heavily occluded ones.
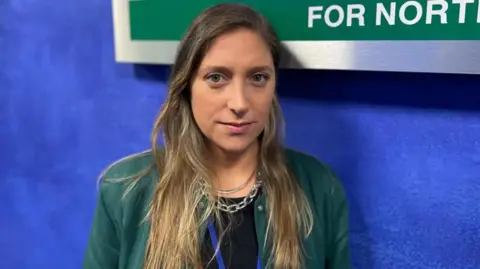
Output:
[200,28,273,69]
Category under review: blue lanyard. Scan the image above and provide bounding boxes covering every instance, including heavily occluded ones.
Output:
[207,220,262,269]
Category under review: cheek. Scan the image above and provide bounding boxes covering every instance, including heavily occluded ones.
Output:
[191,83,216,128]
[253,89,275,122]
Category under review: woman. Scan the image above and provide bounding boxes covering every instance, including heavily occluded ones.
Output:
[83,3,350,269]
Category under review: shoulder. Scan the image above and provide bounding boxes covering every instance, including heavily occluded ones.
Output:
[284,147,337,184]
[284,148,345,202]
[99,149,156,183]
[96,149,157,220]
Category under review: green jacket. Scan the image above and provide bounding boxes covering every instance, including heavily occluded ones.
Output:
[83,148,351,269]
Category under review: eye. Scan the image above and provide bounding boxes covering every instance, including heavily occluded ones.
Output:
[251,73,270,86]
[206,73,226,84]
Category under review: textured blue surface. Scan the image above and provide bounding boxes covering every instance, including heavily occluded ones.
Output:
[1,1,480,269]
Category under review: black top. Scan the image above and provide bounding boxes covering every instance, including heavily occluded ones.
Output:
[201,196,259,269]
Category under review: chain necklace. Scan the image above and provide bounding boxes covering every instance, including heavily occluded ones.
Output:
[201,171,263,214]
[212,179,262,214]
[212,170,259,195]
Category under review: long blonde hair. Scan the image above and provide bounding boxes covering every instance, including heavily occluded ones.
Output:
[139,3,313,269]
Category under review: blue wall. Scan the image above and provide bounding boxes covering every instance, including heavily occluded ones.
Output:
[1,1,479,269]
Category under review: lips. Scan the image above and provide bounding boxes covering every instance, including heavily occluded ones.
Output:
[219,121,254,133]
[220,122,252,127]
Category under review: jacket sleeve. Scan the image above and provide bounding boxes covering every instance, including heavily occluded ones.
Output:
[326,174,352,269]
[83,182,121,269]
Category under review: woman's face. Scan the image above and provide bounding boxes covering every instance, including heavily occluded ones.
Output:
[191,28,275,154]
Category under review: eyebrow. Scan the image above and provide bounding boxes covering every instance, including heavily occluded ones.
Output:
[199,65,274,75]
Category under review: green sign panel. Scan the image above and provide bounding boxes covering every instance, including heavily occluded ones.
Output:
[130,0,480,41]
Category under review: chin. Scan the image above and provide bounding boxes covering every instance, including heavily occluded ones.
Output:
[215,138,257,154]
[218,143,250,154]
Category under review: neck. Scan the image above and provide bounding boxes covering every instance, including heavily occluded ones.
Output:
[208,141,259,197]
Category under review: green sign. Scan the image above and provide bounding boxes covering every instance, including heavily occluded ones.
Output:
[130,0,480,41]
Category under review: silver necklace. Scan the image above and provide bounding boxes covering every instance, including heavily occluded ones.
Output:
[212,170,259,195]
[213,180,262,214]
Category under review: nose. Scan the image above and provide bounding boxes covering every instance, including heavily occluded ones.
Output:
[227,81,249,118]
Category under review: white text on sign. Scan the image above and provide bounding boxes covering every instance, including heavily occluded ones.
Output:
[308,0,480,28]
